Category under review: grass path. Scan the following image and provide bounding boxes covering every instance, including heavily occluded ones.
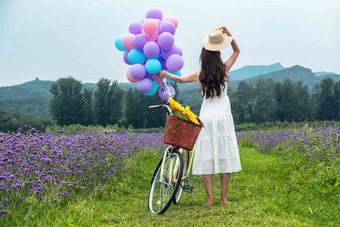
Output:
[27,146,339,226]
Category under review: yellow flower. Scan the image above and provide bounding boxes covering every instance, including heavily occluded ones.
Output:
[169,98,185,112]
[185,106,199,125]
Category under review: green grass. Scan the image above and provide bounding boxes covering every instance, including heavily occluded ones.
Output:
[8,146,339,226]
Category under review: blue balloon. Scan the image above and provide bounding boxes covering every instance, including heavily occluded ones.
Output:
[165,70,181,82]
[145,59,161,74]
[144,80,158,96]
[115,35,126,51]
[128,49,146,64]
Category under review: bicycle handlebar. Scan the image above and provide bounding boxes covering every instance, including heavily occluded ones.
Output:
[149,104,172,115]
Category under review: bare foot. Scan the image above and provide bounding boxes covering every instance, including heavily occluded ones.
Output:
[221,200,230,204]
[203,201,213,206]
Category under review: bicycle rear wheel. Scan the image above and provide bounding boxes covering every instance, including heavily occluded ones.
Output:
[148,149,184,214]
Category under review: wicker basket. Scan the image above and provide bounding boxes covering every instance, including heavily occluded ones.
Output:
[163,115,203,150]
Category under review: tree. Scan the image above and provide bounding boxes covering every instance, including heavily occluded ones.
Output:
[252,79,276,123]
[50,77,85,125]
[316,78,336,120]
[334,81,340,120]
[232,81,255,124]
[125,88,146,128]
[94,79,124,126]
[83,88,95,125]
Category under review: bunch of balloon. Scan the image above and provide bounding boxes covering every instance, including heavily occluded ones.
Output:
[115,8,183,100]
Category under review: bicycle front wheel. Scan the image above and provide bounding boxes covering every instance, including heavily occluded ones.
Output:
[148,149,184,214]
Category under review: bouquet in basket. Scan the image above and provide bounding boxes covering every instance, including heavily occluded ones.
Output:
[168,98,199,125]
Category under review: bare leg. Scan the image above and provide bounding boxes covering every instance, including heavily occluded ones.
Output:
[202,174,213,205]
[220,173,231,203]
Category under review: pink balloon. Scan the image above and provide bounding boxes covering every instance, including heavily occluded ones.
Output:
[126,69,138,83]
[143,19,158,35]
[122,34,135,50]
[162,15,178,28]
[142,30,159,42]
[153,74,163,85]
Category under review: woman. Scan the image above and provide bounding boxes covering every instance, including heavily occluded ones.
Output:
[159,26,241,206]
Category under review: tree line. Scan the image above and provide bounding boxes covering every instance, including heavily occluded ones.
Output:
[229,77,340,124]
[49,77,178,128]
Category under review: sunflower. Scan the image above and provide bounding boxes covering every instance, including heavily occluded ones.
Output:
[169,98,185,112]
[184,106,199,125]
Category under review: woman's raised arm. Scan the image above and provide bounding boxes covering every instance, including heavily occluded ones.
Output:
[220,26,240,73]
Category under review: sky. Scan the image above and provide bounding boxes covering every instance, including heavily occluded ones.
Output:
[0,0,339,86]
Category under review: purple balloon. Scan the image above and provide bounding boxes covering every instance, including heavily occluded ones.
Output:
[123,51,131,65]
[129,21,143,35]
[157,32,174,50]
[143,41,160,59]
[160,59,167,69]
[137,78,153,93]
[130,64,146,80]
[158,84,175,101]
[159,21,176,35]
[146,8,163,20]
[161,45,182,60]
[133,34,149,50]
[166,54,184,72]
[145,72,154,79]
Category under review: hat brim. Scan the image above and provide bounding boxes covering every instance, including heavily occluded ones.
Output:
[202,35,233,51]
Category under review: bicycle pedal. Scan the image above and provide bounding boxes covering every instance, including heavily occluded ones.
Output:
[183,185,193,193]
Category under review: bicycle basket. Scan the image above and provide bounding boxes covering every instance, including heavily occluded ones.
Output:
[163,115,202,150]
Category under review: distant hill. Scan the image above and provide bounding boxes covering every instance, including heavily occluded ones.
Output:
[240,65,320,89]
[228,63,284,81]
[319,73,340,81]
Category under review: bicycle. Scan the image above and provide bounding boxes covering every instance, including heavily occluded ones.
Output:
[148,104,203,214]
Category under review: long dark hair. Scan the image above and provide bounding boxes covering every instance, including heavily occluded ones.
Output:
[199,47,229,99]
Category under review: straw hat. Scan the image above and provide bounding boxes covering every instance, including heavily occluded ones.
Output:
[202,28,233,51]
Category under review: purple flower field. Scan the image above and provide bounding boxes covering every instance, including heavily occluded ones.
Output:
[237,125,340,177]
[0,127,167,216]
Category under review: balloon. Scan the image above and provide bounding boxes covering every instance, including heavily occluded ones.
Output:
[146,8,163,20]
[153,74,164,85]
[162,15,178,28]
[126,68,138,83]
[160,59,167,70]
[145,59,161,74]
[157,32,174,50]
[155,19,162,27]
[144,80,158,96]
[161,45,182,60]
[143,30,159,42]
[128,49,146,64]
[143,19,158,35]
[129,21,143,35]
[145,72,154,79]
[159,84,175,101]
[159,21,176,35]
[143,41,160,59]
[115,35,126,51]
[130,64,146,80]
[137,78,153,93]
[123,51,131,65]
[122,34,136,50]
[133,34,149,50]
[166,54,184,72]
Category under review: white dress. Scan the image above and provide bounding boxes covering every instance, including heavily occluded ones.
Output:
[192,85,242,175]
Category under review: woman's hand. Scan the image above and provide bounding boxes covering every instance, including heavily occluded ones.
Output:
[159,70,168,78]
[219,26,231,36]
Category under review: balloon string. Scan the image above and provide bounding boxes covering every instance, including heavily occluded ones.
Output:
[162,77,176,98]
